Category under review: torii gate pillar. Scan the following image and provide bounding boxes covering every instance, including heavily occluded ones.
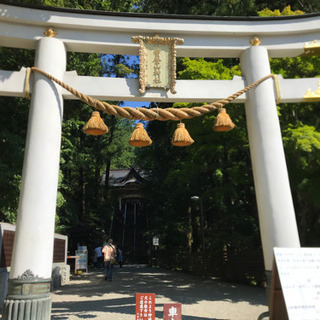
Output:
[2,36,66,320]
[240,46,300,288]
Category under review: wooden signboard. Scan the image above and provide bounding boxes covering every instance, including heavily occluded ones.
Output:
[163,303,182,320]
[136,293,155,320]
[269,259,289,320]
[269,248,320,320]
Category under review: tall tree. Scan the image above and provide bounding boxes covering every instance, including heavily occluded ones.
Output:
[136,57,261,254]
[134,4,320,255]
[261,6,320,246]
[0,0,139,241]
[0,48,35,222]
[136,0,320,15]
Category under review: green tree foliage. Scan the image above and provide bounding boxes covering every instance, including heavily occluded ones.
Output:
[283,124,320,245]
[136,0,257,15]
[8,0,140,11]
[135,3,320,256]
[0,1,138,244]
[179,58,241,80]
[258,5,304,16]
[0,95,28,223]
[0,48,35,222]
[2,0,320,258]
[214,0,256,16]
[255,0,320,13]
[136,58,260,254]
[136,0,320,15]
[258,6,320,246]
[52,50,137,240]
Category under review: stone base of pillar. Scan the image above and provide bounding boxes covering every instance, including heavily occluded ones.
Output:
[1,271,51,320]
[2,296,51,320]
[265,270,272,303]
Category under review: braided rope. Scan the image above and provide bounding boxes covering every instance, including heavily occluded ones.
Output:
[30,67,276,121]
[24,67,32,100]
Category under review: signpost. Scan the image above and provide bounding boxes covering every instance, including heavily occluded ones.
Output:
[136,293,155,320]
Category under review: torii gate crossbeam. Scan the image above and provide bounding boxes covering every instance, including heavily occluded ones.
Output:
[1,2,320,319]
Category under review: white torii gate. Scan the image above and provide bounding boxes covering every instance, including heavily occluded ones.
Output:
[1,3,320,319]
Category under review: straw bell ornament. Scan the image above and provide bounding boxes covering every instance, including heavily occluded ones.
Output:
[171,122,194,147]
[214,108,235,132]
[83,111,109,135]
[129,123,152,147]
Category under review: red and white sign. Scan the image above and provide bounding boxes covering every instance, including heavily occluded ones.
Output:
[163,303,182,320]
[135,293,155,320]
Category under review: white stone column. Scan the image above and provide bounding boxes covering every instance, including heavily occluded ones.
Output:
[3,36,66,320]
[240,46,300,274]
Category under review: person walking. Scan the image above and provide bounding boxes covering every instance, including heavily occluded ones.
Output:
[117,247,123,268]
[102,239,116,281]
[93,244,103,269]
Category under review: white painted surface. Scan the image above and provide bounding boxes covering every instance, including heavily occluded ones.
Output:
[240,46,300,271]
[0,68,29,98]
[0,4,320,57]
[1,68,319,103]
[274,248,320,320]
[10,37,66,279]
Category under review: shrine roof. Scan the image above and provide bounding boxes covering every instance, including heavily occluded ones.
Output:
[107,167,149,187]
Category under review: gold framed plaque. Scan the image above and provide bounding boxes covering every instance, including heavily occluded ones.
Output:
[303,80,320,102]
[304,40,320,56]
[131,35,184,94]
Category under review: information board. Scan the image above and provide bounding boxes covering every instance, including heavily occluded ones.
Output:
[75,249,88,273]
[273,247,320,320]
[163,303,182,320]
[135,293,155,320]
[153,236,159,246]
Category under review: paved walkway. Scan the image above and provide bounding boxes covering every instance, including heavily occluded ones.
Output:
[51,265,269,320]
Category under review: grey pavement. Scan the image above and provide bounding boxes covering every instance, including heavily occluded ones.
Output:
[51,265,269,320]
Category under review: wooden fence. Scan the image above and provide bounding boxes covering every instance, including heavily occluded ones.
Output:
[157,247,266,286]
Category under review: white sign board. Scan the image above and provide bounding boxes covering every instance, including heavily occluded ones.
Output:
[153,236,159,246]
[75,249,88,272]
[274,247,320,320]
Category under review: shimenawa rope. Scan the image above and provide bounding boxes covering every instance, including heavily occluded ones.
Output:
[27,67,278,121]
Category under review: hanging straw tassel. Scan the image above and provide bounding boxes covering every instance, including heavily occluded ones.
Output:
[214,108,235,132]
[171,122,194,147]
[129,123,152,147]
[83,111,109,135]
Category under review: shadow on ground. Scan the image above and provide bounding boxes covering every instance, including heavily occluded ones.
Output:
[51,265,268,320]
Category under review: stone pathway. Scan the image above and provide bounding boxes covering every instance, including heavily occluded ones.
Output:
[51,265,269,320]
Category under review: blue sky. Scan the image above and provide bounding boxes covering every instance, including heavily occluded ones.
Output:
[102,54,151,109]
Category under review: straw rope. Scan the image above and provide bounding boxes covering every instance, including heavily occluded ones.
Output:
[29,67,277,121]
[24,67,32,100]
[273,74,281,104]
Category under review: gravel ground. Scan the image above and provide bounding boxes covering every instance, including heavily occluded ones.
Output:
[51,265,269,320]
